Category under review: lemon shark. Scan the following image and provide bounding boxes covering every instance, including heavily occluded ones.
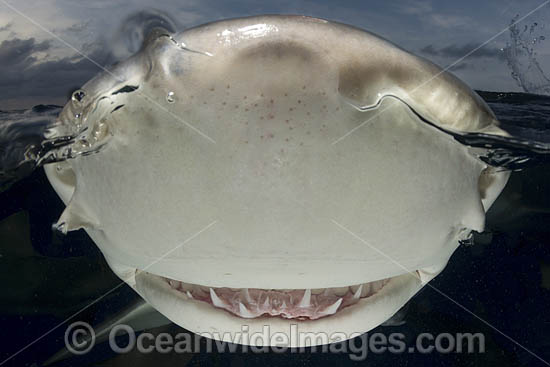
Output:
[44,15,510,347]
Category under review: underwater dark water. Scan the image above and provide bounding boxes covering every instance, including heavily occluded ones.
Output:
[0,91,549,366]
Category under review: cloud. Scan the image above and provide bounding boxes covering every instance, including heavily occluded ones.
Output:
[420,43,505,60]
[449,62,471,71]
[62,21,90,34]
[0,36,109,106]
[396,1,472,29]
[398,1,432,15]
[420,44,438,56]
[0,38,50,65]
[0,22,13,32]
[429,14,470,29]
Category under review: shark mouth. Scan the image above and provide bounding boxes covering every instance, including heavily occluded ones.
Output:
[159,273,413,320]
[123,265,434,346]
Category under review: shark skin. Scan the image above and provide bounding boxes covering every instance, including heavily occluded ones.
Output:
[44,15,510,347]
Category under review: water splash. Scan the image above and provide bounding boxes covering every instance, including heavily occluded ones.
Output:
[0,13,182,192]
[0,102,110,192]
[0,105,62,190]
[503,15,550,95]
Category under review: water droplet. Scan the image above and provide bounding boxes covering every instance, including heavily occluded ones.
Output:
[166,91,175,103]
[72,90,86,102]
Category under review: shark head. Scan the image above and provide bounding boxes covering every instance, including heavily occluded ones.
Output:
[44,15,510,347]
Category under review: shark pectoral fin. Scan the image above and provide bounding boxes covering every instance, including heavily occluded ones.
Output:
[55,197,99,234]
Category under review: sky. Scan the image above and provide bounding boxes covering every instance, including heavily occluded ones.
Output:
[0,0,549,109]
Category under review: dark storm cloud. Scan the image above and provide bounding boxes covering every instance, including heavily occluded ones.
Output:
[420,43,505,60]
[0,38,50,65]
[0,37,111,105]
[449,62,471,71]
[419,44,438,56]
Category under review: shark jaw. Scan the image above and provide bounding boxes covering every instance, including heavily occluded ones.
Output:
[96,261,444,347]
[160,273,394,320]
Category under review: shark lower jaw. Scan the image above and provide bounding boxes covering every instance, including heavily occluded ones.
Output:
[131,267,434,347]
[160,275,398,320]
[135,269,421,321]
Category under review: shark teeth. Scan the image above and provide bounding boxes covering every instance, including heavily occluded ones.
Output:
[209,288,226,308]
[319,298,343,316]
[298,288,311,308]
[352,284,363,300]
[239,302,256,318]
[262,296,270,309]
[242,288,254,303]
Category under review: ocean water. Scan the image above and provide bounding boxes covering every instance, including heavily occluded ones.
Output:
[1,19,550,367]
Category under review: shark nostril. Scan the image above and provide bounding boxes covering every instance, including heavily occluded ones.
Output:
[71,89,86,103]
